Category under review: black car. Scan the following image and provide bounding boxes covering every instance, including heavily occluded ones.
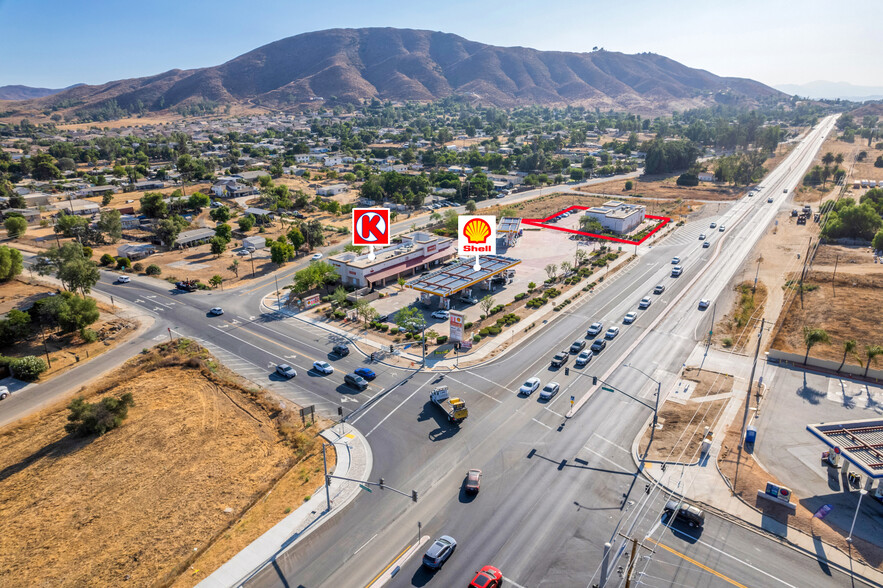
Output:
[664,499,705,527]
[590,339,607,353]
[332,343,350,357]
[569,340,586,354]
[551,351,569,368]
[344,373,368,391]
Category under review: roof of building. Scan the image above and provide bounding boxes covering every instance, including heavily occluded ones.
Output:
[807,418,883,479]
[330,233,453,270]
[176,228,215,245]
[244,207,272,216]
[497,217,522,234]
[406,255,521,297]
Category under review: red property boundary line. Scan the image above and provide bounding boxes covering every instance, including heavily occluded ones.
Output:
[521,205,671,245]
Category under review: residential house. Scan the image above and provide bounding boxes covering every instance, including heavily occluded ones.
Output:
[117,243,157,260]
[698,172,716,183]
[316,184,348,196]
[132,180,165,191]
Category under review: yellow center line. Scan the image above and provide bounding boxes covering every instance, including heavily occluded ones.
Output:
[238,267,300,295]
[365,543,411,588]
[223,321,320,364]
[645,538,748,588]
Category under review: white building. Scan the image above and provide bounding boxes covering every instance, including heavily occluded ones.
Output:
[583,201,646,234]
[316,184,348,196]
[698,172,716,182]
[328,232,455,288]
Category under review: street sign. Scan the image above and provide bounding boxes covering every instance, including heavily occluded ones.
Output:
[352,208,390,246]
[570,395,575,402]
[359,484,373,493]
[601,386,614,392]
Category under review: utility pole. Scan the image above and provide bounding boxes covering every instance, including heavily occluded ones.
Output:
[753,260,761,294]
[707,303,716,349]
[274,272,281,309]
[832,254,839,297]
[798,237,812,309]
[740,318,765,449]
[323,442,331,511]
[249,250,256,279]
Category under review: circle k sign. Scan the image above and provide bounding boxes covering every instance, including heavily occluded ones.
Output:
[352,208,391,246]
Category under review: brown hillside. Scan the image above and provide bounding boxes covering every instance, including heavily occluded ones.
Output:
[2,28,785,119]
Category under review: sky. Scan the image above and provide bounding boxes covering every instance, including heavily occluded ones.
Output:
[1,0,880,90]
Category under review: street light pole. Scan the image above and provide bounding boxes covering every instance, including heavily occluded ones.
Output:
[846,489,868,543]
[623,363,661,430]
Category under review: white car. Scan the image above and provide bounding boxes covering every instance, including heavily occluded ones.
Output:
[698,233,706,240]
[431,310,450,320]
[313,361,334,374]
[586,322,603,337]
[519,377,541,396]
[671,257,681,264]
[575,350,592,366]
[698,299,711,310]
[0,386,10,400]
[539,382,560,400]
[623,312,638,324]
[638,297,652,309]
[605,326,620,339]
[311,253,323,261]
[117,275,130,283]
[209,307,224,316]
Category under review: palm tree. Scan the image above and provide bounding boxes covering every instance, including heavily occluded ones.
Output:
[802,327,830,364]
[838,339,858,372]
[864,345,883,378]
[821,152,835,166]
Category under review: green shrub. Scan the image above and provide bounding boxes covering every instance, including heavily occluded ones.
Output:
[436,335,448,344]
[80,328,98,343]
[10,355,47,381]
[472,334,481,343]
[722,337,733,348]
[487,326,501,335]
[116,257,131,270]
[145,264,161,276]
[65,392,135,436]
[464,322,473,329]
[99,253,115,266]
[132,262,143,272]
[478,327,490,337]
[380,324,389,332]
[333,309,346,319]
[490,304,504,315]
[404,331,413,339]
[514,292,528,301]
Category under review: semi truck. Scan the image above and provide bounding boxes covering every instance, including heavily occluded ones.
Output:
[430,386,468,424]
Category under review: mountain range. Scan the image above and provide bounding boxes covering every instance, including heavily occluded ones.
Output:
[0,84,82,101]
[1,28,786,118]
[774,80,883,102]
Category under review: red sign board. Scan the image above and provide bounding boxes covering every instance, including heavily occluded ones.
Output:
[352,208,390,246]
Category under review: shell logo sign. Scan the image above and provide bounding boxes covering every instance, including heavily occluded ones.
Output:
[458,215,497,256]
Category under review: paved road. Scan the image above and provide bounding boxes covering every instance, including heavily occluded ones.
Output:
[9,119,868,587]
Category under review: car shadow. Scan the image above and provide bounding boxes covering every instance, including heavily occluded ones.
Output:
[335,383,361,395]
[267,372,293,383]
[410,566,435,587]
[458,484,477,504]
[664,517,702,543]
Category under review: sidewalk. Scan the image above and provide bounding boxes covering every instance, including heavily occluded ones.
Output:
[261,246,644,371]
[198,423,373,588]
[634,343,883,586]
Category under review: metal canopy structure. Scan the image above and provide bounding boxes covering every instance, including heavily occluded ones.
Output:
[497,217,522,247]
[406,255,521,298]
[807,419,883,479]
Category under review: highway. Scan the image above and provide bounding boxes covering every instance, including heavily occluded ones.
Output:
[6,116,870,587]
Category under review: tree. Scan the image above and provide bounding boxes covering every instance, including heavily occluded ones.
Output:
[545,263,558,281]
[0,309,32,346]
[579,215,604,233]
[286,226,305,252]
[57,294,99,332]
[116,256,131,270]
[209,274,223,289]
[864,345,883,377]
[210,236,227,257]
[140,192,168,218]
[155,218,181,247]
[97,209,122,243]
[228,259,240,278]
[802,327,830,364]
[397,276,407,291]
[465,199,477,213]
[301,220,325,250]
[821,152,835,166]
[270,240,295,265]
[10,355,47,381]
[560,261,573,275]
[0,246,23,281]
[65,392,135,436]
[188,192,210,210]
[238,215,255,233]
[4,216,27,238]
[145,264,161,276]
[395,306,422,331]
[214,223,232,241]
[480,294,495,317]
[355,298,376,324]
[54,213,88,239]
[873,229,883,252]
[574,248,588,266]
[102,192,114,206]
[624,180,634,191]
[209,205,231,223]
[331,286,348,307]
[99,253,115,266]
[838,339,858,372]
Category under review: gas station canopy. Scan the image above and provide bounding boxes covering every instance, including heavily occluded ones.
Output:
[406,255,521,298]
[807,418,883,479]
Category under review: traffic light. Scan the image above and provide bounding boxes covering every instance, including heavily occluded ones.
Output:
[337,406,343,417]
[389,345,394,353]
[565,367,570,376]
[411,490,418,503]
[592,376,598,385]
[379,477,385,489]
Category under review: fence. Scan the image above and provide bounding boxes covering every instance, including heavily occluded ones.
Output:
[767,348,883,382]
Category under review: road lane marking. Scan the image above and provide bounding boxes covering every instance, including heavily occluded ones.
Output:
[446,375,503,403]
[364,378,434,436]
[531,417,552,430]
[582,447,633,473]
[645,538,747,588]
[353,533,378,555]
[364,543,411,588]
[665,528,801,588]
[592,433,630,454]
[503,577,528,588]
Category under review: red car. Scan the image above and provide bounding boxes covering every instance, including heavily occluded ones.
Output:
[469,565,502,588]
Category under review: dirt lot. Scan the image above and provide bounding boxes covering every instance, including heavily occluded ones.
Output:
[639,368,734,463]
[771,270,883,365]
[713,282,769,352]
[0,339,331,587]
[0,278,138,381]
[480,192,696,224]
[717,423,883,571]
